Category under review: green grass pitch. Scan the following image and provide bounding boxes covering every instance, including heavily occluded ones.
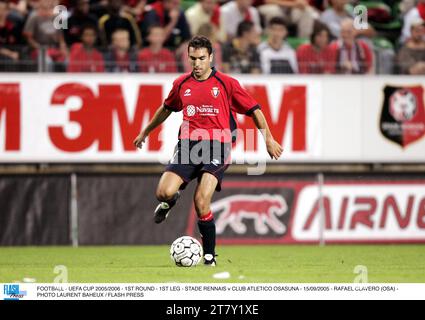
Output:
[0,245,424,283]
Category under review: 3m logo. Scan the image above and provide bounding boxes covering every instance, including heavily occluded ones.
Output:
[212,194,288,235]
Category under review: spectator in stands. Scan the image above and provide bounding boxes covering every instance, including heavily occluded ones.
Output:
[258,16,298,73]
[141,0,191,54]
[397,19,425,74]
[297,21,331,73]
[89,0,109,18]
[256,0,319,38]
[327,18,373,74]
[24,0,68,71]
[8,0,29,24]
[65,0,98,46]
[320,0,375,39]
[309,0,326,11]
[399,0,416,17]
[185,0,226,43]
[98,0,142,48]
[123,0,146,22]
[68,24,105,72]
[138,24,177,72]
[401,0,425,43]
[104,28,139,72]
[181,22,223,72]
[220,0,262,40]
[0,0,22,71]
[222,20,261,74]
[8,0,41,21]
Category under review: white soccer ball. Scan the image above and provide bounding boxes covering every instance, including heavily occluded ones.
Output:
[170,236,203,267]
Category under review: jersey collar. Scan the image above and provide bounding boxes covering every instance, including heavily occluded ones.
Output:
[191,67,217,82]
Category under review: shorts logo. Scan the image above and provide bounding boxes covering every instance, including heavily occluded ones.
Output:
[211,159,220,166]
[211,87,220,98]
[184,89,191,97]
[186,105,196,117]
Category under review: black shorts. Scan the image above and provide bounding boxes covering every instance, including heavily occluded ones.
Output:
[165,140,231,191]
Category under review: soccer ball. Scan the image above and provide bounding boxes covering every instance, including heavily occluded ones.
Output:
[170,236,203,267]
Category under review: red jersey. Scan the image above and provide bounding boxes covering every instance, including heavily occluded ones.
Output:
[164,68,260,143]
[67,43,105,73]
[138,48,177,73]
[327,40,373,74]
[296,43,332,74]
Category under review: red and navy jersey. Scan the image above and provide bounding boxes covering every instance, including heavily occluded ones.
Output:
[164,68,260,143]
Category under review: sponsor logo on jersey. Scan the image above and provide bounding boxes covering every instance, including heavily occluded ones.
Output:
[185,105,219,116]
[186,105,196,117]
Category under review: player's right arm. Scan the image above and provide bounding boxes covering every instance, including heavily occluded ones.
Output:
[133,105,172,149]
[134,75,186,149]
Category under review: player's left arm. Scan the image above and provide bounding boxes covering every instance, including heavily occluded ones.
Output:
[250,109,283,160]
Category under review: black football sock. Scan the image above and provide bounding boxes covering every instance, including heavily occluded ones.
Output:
[197,214,216,256]
[165,192,179,208]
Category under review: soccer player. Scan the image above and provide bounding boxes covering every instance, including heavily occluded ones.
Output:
[133,36,283,266]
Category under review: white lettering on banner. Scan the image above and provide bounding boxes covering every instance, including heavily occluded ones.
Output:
[293,184,425,241]
[3,75,425,163]
[0,76,320,162]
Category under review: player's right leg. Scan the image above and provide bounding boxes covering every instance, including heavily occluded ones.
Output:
[154,172,184,224]
[194,172,219,266]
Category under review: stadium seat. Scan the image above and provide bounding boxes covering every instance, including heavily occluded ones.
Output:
[372,37,394,50]
[181,0,196,11]
[359,1,393,23]
[286,37,309,50]
[358,1,402,43]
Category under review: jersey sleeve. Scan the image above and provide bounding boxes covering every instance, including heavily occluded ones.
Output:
[230,78,261,115]
[163,79,182,112]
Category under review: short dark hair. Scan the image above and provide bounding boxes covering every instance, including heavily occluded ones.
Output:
[236,21,254,38]
[81,24,98,34]
[310,21,331,44]
[268,17,287,28]
[188,36,213,55]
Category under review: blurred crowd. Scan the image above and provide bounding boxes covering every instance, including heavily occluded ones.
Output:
[0,0,424,74]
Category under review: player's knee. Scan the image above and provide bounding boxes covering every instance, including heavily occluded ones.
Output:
[156,187,175,202]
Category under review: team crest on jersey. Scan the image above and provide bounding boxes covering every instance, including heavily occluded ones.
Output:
[211,87,220,98]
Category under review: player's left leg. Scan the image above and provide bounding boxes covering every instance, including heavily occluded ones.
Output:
[194,172,218,266]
